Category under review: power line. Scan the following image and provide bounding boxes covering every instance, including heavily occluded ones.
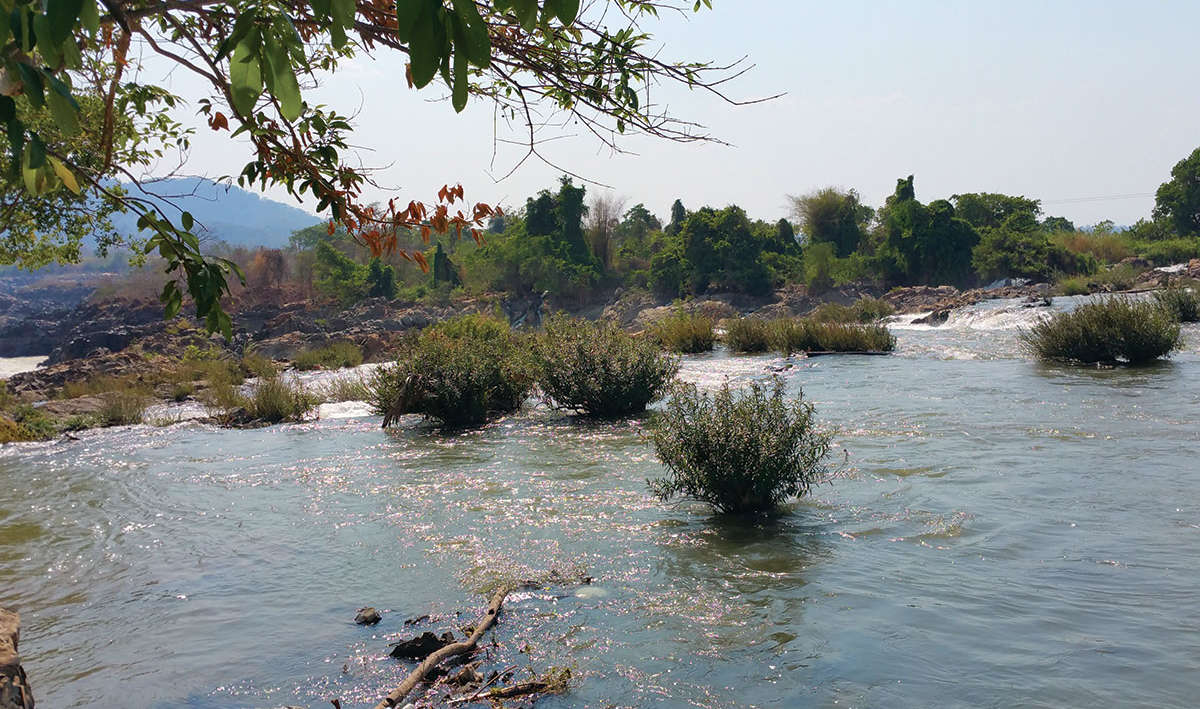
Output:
[1041,192,1155,205]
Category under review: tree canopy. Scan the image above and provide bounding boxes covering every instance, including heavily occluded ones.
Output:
[1154,146,1200,236]
[0,0,748,334]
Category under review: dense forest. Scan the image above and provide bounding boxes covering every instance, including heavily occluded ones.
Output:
[265,146,1200,308]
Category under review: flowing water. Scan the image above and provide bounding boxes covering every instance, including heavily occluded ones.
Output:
[2,297,1200,708]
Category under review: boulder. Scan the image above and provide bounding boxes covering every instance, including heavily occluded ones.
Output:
[0,609,34,709]
[389,630,456,660]
[354,607,382,625]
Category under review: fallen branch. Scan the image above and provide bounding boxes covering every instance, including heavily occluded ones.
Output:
[373,589,509,709]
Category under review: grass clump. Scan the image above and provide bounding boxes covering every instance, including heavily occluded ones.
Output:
[650,309,716,353]
[1153,286,1200,323]
[723,317,773,353]
[809,296,894,324]
[292,341,364,371]
[532,314,679,418]
[1020,297,1181,365]
[770,319,896,355]
[370,314,532,428]
[240,351,279,379]
[242,376,318,423]
[649,378,833,515]
[99,391,150,426]
[316,374,371,403]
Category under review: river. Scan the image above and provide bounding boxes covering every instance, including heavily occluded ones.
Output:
[2,297,1199,707]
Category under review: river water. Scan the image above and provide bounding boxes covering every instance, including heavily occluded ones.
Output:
[2,297,1199,708]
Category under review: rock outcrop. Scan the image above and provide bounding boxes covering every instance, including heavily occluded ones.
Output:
[0,609,33,709]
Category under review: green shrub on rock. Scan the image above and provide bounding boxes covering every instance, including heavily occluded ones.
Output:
[1020,297,1181,365]
[533,314,678,417]
[649,378,832,515]
[243,376,318,423]
[293,341,364,371]
[370,315,532,427]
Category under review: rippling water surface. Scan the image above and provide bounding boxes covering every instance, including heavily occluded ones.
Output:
[2,298,1200,708]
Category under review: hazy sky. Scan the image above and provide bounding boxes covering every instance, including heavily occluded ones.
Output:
[157,0,1200,228]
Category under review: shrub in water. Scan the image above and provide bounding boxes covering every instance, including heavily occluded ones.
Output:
[724,317,773,353]
[370,316,532,427]
[770,319,895,355]
[650,309,716,353]
[1153,286,1200,323]
[1019,297,1181,365]
[293,341,364,371]
[533,314,678,417]
[649,378,832,515]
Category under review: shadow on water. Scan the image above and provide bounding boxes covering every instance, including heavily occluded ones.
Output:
[1030,359,1182,389]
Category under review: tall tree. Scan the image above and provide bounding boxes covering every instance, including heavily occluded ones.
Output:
[877,177,979,286]
[950,193,1042,232]
[788,188,870,257]
[1153,146,1200,235]
[666,199,688,235]
[586,193,627,270]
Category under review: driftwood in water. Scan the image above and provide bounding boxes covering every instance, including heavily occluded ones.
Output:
[373,589,508,709]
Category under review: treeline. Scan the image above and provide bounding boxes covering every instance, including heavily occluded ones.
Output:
[112,145,1200,308]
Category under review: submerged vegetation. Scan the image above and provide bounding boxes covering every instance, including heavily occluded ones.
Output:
[1020,297,1182,365]
[533,315,678,417]
[649,378,833,515]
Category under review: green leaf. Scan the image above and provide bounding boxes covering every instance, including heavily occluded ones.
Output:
[48,155,80,194]
[396,0,424,40]
[45,0,84,45]
[0,96,14,123]
[264,40,303,121]
[451,0,490,67]
[331,0,355,29]
[27,133,45,169]
[16,64,44,109]
[32,15,63,67]
[46,87,79,135]
[452,42,467,112]
[547,0,579,24]
[512,0,537,31]
[229,40,264,115]
[79,0,99,34]
[181,211,194,230]
[408,6,441,88]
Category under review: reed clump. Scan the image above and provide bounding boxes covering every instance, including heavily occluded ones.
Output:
[770,319,896,355]
[292,341,364,371]
[1153,285,1200,323]
[650,309,716,353]
[723,317,773,353]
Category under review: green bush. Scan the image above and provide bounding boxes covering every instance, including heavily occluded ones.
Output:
[316,374,371,403]
[242,376,318,423]
[770,319,896,354]
[532,314,678,418]
[723,317,772,353]
[648,378,833,515]
[1154,286,1200,323]
[370,319,532,427]
[292,341,364,371]
[1020,297,1181,365]
[10,405,57,440]
[240,351,279,379]
[1055,276,1090,296]
[650,309,715,353]
[1135,237,1200,266]
[808,298,895,324]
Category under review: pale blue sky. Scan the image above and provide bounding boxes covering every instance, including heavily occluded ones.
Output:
[160,0,1200,227]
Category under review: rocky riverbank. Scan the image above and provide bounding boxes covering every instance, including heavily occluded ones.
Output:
[0,609,33,709]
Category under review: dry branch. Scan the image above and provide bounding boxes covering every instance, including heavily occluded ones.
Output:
[373,589,509,709]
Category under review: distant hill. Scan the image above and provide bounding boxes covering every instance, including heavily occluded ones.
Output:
[110,177,319,248]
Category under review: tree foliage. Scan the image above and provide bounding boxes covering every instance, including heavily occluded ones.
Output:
[0,0,744,333]
[789,187,870,257]
[1154,146,1200,236]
